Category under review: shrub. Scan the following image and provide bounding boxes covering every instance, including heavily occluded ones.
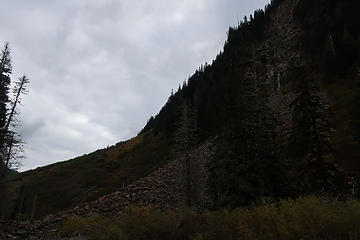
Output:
[60,214,125,240]
[59,196,360,240]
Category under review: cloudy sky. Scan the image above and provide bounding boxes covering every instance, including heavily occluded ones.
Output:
[0,0,270,171]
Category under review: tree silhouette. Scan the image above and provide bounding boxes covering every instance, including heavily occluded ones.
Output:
[0,43,29,176]
[0,43,12,174]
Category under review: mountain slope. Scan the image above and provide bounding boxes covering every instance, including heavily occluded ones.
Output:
[1,131,172,218]
[2,0,360,219]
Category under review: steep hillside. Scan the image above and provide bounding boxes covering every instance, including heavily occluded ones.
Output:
[0,131,173,219]
[1,0,360,220]
[143,0,360,206]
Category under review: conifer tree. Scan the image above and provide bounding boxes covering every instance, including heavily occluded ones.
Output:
[288,68,351,195]
[209,73,285,208]
[0,43,12,173]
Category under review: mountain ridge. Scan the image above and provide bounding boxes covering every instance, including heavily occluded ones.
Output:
[1,0,360,224]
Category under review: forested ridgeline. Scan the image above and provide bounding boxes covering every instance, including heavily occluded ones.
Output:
[142,0,360,207]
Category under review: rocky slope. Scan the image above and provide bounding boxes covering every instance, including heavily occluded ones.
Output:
[71,139,214,216]
[1,139,215,239]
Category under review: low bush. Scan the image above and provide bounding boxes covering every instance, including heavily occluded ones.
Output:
[59,196,360,240]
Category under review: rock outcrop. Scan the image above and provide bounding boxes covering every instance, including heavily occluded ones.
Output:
[70,139,215,216]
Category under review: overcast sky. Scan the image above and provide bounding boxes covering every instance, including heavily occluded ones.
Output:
[0,0,270,171]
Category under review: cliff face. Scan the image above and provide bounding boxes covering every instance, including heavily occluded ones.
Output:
[244,0,360,175]
[261,0,304,131]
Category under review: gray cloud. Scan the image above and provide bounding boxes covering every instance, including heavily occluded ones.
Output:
[0,0,270,171]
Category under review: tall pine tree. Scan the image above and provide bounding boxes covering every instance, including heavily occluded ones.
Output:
[0,43,12,173]
[288,67,352,195]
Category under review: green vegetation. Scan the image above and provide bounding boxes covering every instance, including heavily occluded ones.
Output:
[59,196,360,240]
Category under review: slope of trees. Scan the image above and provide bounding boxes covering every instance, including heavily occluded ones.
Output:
[295,0,360,77]
[140,0,298,208]
[294,0,360,157]
[142,0,360,147]
[141,0,285,138]
[140,0,358,207]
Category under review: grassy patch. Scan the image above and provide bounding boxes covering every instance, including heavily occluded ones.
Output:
[59,196,360,240]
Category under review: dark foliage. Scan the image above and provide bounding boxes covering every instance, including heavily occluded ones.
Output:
[141,0,285,139]
[141,0,359,207]
[287,67,353,196]
[294,0,360,77]
[0,43,12,173]
[209,112,283,208]
[294,0,360,146]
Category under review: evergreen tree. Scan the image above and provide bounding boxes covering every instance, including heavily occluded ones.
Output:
[0,43,12,173]
[0,43,12,135]
[288,68,351,195]
[208,75,285,208]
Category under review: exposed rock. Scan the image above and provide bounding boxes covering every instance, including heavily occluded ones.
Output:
[68,139,215,217]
